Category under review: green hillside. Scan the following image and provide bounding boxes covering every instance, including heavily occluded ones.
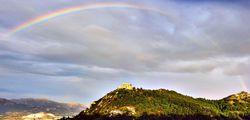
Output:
[65,84,250,120]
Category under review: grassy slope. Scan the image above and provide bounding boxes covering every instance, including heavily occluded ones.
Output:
[74,88,249,119]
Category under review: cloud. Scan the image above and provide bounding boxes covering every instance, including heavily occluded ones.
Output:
[223,57,250,76]
[0,88,15,93]
[2,3,249,67]
[0,0,250,103]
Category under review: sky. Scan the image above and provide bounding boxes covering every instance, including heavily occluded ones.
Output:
[0,0,250,104]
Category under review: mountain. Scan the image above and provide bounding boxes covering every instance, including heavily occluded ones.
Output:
[68,83,250,120]
[11,98,86,115]
[0,98,30,114]
[0,98,86,116]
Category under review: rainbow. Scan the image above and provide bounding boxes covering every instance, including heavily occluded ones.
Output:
[6,2,249,92]
[6,2,206,51]
[7,2,207,50]
[8,2,170,35]
[239,76,249,92]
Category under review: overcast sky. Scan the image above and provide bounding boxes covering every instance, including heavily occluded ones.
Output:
[0,0,249,104]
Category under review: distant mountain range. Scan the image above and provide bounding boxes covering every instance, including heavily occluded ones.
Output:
[0,98,86,116]
[67,83,250,120]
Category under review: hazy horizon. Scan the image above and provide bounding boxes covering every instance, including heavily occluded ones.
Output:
[0,83,248,105]
[0,0,249,104]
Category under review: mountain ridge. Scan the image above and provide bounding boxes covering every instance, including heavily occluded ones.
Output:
[0,98,86,116]
[68,84,250,120]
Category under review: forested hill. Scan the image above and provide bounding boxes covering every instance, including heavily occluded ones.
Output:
[66,86,250,120]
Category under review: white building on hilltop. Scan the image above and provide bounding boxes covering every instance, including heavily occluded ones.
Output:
[118,83,133,90]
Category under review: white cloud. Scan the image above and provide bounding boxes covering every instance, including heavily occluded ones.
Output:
[0,0,250,103]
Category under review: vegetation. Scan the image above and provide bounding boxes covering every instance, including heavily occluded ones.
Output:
[64,88,250,120]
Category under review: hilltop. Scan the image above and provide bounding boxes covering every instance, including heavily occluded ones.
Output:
[224,91,250,104]
[67,83,250,120]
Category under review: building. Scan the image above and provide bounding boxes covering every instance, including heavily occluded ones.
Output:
[118,83,133,90]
